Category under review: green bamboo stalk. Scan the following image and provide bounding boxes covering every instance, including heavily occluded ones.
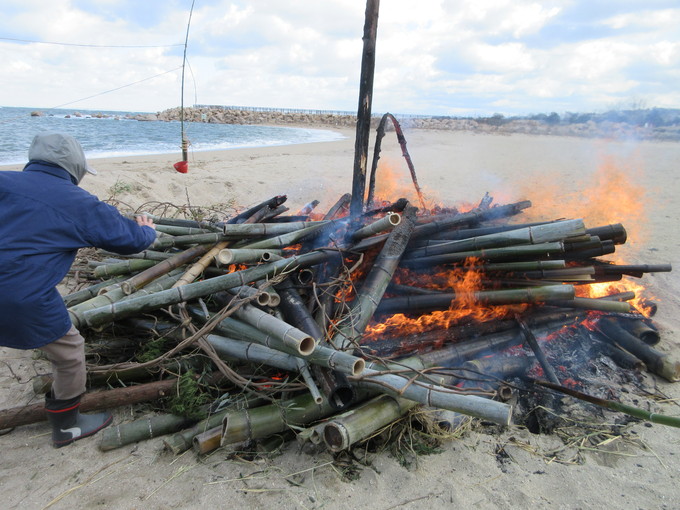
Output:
[216,249,283,266]
[238,223,330,250]
[401,241,564,267]
[120,244,211,294]
[100,413,197,451]
[62,276,126,307]
[353,368,512,426]
[164,408,233,454]
[74,250,333,329]
[103,249,174,261]
[333,205,417,350]
[218,393,339,449]
[119,269,185,301]
[322,394,417,451]
[350,212,402,241]
[406,219,585,259]
[93,259,157,278]
[256,280,281,307]
[155,225,214,236]
[548,297,632,313]
[143,213,219,230]
[229,285,272,307]
[229,299,316,355]
[222,221,328,237]
[187,309,365,376]
[150,222,329,249]
[534,380,680,428]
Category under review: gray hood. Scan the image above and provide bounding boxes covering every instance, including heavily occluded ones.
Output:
[28,132,97,184]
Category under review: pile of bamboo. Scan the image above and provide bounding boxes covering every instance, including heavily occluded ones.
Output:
[0,193,674,454]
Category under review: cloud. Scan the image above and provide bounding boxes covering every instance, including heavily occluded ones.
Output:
[0,1,678,115]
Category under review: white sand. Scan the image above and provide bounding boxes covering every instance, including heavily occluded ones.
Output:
[1,128,680,509]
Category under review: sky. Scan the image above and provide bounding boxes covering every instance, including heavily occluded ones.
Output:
[1,0,679,116]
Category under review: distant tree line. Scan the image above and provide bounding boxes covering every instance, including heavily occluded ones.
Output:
[473,108,680,127]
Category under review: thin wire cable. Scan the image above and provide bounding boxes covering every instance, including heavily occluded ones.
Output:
[0,66,184,125]
[49,66,183,110]
[0,36,183,48]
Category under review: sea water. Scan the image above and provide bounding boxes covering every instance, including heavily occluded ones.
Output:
[0,106,345,165]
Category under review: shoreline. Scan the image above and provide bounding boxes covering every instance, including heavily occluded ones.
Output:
[1,127,680,509]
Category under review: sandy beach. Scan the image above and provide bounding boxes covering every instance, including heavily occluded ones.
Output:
[1,127,680,510]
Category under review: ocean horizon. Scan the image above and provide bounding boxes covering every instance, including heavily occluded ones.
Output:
[0,106,345,166]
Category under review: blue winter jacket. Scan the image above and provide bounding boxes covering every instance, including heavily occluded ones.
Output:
[0,162,157,349]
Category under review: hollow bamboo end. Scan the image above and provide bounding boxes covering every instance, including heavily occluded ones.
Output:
[298,336,316,356]
[497,385,514,402]
[658,359,680,383]
[323,423,348,452]
[216,249,233,266]
[255,293,271,307]
[352,358,366,376]
[388,212,402,226]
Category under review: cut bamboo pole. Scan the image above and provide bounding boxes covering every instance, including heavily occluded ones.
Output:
[62,276,127,307]
[322,394,417,451]
[73,250,334,329]
[375,284,575,315]
[596,318,680,382]
[238,223,330,250]
[216,249,283,266]
[100,413,197,451]
[353,368,513,426]
[120,244,210,294]
[401,241,564,267]
[276,278,356,410]
[93,259,157,278]
[216,393,342,450]
[405,219,585,259]
[333,205,417,350]
[350,212,401,241]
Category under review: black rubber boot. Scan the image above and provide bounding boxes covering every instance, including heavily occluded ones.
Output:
[44,393,113,448]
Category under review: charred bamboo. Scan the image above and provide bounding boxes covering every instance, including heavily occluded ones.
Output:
[516,317,561,384]
[375,285,575,315]
[619,318,660,345]
[276,278,356,410]
[596,318,680,382]
[333,205,417,350]
[401,241,564,268]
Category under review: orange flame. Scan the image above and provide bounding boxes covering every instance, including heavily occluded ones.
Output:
[364,260,527,340]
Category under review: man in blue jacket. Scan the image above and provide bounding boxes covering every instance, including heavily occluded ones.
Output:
[0,132,157,447]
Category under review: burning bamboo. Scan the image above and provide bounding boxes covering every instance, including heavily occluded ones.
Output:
[375,285,575,315]
[333,205,417,350]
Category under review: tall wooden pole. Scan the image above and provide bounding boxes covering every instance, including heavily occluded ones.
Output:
[350,0,380,218]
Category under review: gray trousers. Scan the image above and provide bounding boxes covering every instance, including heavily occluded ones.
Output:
[38,325,87,400]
